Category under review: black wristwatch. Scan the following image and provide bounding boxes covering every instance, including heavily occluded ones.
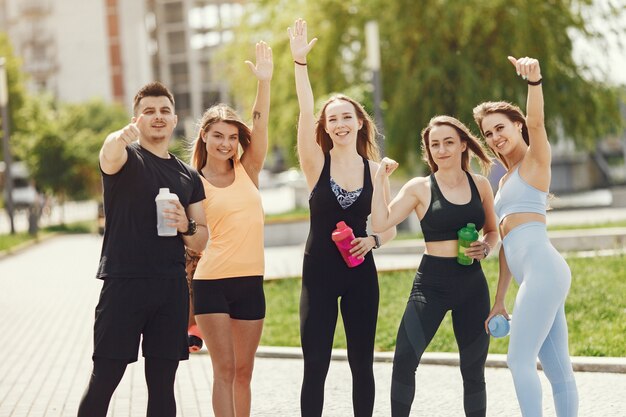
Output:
[371,234,381,249]
[182,218,197,236]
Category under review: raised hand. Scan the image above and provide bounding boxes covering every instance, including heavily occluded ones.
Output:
[376,157,399,178]
[115,114,144,146]
[245,41,273,82]
[288,18,318,62]
[507,56,541,83]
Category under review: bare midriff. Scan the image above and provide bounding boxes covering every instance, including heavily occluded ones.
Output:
[499,212,546,238]
[424,240,459,257]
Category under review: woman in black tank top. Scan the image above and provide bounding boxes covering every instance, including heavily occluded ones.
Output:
[371,116,499,417]
[290,19,397,417]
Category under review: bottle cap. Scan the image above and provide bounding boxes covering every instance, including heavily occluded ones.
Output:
[332,221,353,242]
[488,315,510,337]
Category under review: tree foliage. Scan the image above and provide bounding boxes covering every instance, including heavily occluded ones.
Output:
[0,33,29,160]
[1,32,189,202]
[220,0,625,171]
[219,0,374,166]
[12,98,129,200]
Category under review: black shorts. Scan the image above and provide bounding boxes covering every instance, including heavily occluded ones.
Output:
[192,276,265,320]
[93,277,189,363]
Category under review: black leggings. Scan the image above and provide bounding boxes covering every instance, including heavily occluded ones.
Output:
[391,255,490,417]
[77,357,179,417]
[300,257,379,417]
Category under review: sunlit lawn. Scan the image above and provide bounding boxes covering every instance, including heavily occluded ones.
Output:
[0,221,96,252]
[262,254,626,357]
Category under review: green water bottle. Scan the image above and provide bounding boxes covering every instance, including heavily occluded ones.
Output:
[457,223,479,265]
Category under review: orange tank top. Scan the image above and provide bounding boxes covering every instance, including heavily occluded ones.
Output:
[193,160,265,279]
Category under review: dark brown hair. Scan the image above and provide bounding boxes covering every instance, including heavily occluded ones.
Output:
[190,103,251,171]
[420,115,492,174]
[314,95,380,161]
[472,101,529,169]
[132,82,175,115]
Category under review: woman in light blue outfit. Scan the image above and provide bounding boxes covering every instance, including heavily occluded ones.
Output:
[473,56,578,417]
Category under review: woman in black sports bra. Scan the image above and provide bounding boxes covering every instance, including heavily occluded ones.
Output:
[289,19,396,417]
[371,115,499,417]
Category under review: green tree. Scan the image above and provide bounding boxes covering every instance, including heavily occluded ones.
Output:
[220,0,625,170]
[13,98,129,201]
[219,0,374,167]
[381,0,625,166]
[0,33,29,160]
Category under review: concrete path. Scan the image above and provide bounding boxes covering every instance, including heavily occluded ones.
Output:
[1,234,625,416]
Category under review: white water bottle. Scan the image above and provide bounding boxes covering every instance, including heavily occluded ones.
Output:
[155,188,179,236]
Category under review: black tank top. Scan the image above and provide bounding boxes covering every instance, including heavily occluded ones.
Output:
[305,153,373,258]
[420,171,485,242]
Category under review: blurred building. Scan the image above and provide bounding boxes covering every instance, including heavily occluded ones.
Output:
[0,0,242,131]
[147,0,243,129]
[0,0,118,102]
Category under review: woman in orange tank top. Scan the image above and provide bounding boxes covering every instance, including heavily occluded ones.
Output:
[189,41,273,417]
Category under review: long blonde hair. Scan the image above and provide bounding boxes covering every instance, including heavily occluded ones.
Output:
[314,95,380,161]
[420,115,492,174]
[190,103,251,171]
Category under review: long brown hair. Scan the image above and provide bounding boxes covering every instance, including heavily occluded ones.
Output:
[472,101,529,169]
[190,103,251,171]
[314,95,380,161]
[420,115,492,175]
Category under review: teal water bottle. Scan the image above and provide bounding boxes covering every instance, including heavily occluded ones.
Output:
[457,223,479,265]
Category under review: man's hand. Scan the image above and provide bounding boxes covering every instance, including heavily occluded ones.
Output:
[114,114,144,146]
[162,199,190,233]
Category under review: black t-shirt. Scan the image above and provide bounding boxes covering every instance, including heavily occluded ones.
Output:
[96,142,205,280]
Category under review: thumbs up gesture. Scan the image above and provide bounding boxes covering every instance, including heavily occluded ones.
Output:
[507,56,541,83]
[115,114,144,146]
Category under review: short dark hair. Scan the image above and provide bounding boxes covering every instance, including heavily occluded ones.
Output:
[133,82,175,115]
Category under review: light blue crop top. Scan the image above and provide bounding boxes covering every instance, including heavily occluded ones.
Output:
[494,167,547,222]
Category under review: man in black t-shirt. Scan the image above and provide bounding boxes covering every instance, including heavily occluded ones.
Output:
[77,82,208,417]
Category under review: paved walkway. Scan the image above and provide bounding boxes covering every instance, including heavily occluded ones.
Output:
[1,234,625,416]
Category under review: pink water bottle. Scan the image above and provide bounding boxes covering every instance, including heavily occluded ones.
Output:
[331,221,364,268]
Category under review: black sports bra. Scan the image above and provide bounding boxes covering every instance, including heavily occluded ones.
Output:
[420,172,485,242]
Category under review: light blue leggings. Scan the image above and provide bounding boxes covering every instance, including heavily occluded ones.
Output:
[502,222,578,417]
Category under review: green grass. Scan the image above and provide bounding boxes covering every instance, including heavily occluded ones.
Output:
[392,219,626,241]
[0,221,97,252]
[264,208,310,223]
[262,254,626,357]
[0,232,36,252]
[42,221,95,234]
[548,219,626,231]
